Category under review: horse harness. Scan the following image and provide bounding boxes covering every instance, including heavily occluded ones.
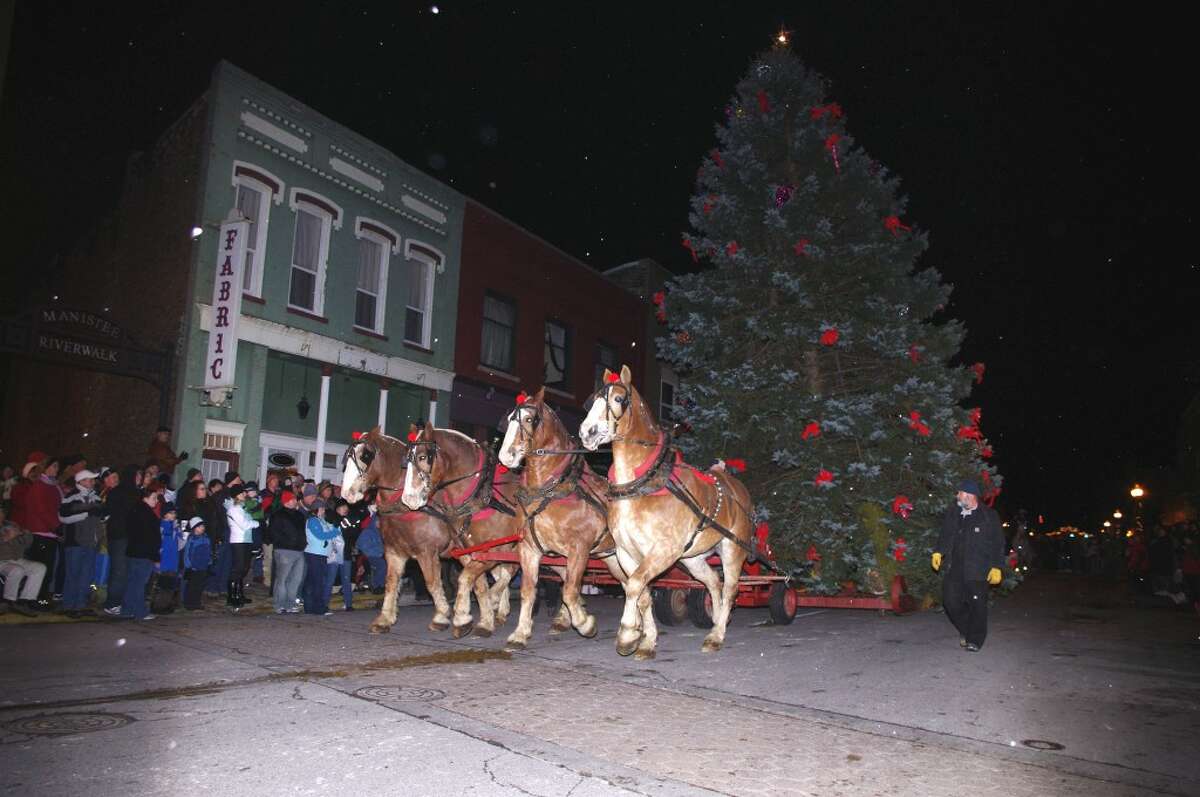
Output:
[406,440,517,548]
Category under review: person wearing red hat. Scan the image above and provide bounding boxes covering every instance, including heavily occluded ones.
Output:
[9,452,63,604]
[265,490,307,613]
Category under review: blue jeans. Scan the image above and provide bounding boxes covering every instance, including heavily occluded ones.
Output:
[336,558,354,609]
[303,553,330,614]
[62,546,97,610]
[104,537,128,609]
[367,556,387,589]
[205,539,232,593]
[121,558,155,619]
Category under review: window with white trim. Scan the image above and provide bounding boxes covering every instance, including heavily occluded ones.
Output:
[659,363,678,424]
[353,218,399,334]
[287,190,341,316]
[544,319,571,389]
[404,242,441,347]
[231,163,282,297]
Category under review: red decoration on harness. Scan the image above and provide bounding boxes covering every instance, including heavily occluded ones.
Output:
[819,328,839,346]
[652,291,665,306]
[972,362,986,384]
[891,495,913,519]
[710,149,724,169]
[726,240,740,256]
[815,469,834,487]
[893,537,908,562]
[884,215,912,236]
[801,422,821,440]
[725,458,746,473]
[515,391,528,405]
[793,238,810,256]
[756,89,770,114]
[407,431,419,443]
[351,431,364,441]
[908,344,921,363]
[806,545,822,562]
[496,464,509,474]
[824,133,841,173]
[605,372,621,384]
[695,470,716,485]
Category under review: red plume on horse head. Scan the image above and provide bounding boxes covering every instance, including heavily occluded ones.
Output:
[516,391,529,405]
[406,422,420,443]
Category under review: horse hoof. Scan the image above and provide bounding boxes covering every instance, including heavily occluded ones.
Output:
[471,625,493,638]
[369,623,391,635]
[451,622,474,639]
[634,648,657,661]
[504,639,527,651]
[429,621,450,632]
[549,621,571,634]
[616,639,638,657]
[701,639,723,653]
[576,615,598,639]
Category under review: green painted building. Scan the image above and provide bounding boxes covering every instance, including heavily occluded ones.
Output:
[177,62,463,484]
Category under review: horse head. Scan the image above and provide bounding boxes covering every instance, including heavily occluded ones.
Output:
[402,421,482,509]
[499,386,555,468]
[341,426,405,504]
[580,364,646,450]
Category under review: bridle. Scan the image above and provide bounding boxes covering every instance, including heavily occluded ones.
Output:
[405,435,486,498]
[507,402,591,458]
[585,381,657,448]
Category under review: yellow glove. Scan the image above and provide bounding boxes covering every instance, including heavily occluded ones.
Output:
[931,552,942,571]
[987,567,1002,586]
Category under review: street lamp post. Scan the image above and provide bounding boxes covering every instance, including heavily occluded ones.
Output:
[1130,484,1146,531]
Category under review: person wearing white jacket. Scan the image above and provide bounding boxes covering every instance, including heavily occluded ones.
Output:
[224,484,260,610]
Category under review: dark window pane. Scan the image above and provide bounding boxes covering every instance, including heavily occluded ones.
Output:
[290,267,315,310]
[355,291,376,329]
[405,307,424,344]
[544,321,569,387]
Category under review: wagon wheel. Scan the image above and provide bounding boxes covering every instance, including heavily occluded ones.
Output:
[652,588,689,626]
[686,588,714,629]
[768,581,797,625]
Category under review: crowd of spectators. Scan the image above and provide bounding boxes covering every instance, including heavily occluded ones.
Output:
[0,427,395,621]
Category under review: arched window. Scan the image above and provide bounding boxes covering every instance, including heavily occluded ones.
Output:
[231,162,283,298]
[353,218,400,334]
[287,189,342,317]
[404,241,442,347]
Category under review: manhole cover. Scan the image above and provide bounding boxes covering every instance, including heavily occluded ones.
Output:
[354,685,446,702]
[4,712,134,736]
[1022,739,1065,751]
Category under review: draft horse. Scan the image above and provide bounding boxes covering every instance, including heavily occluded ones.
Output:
[399,422,528,637]
[341,426,515,636]
[497,386,623,649]
[580,365,755,658]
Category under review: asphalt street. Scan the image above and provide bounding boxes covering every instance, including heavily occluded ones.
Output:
[1,572,1197,796]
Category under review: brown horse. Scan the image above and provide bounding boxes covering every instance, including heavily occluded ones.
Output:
[579,365,755,658]
[341,427,514,636]
[497,386,623,649]
[399,422,526,637]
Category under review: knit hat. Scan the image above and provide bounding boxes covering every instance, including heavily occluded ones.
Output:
[957,479,982,498]
[224,470,240,484]
[302,483,318,498]
[227,484,246,500]
[243,480,259,493]
[161,502,177,515]
[74,469,100,482]
[310,498,327,513]
[280,490,297,505]
[188,516,206,530]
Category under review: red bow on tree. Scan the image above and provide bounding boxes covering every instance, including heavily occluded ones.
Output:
[908,411,931,437]
[824,133,841,173]
[702,195,717,215]
[968,407,982,426]
[726,241,740,256]
[893,537,909,562]
[972,362,986,384]
[652,291,665,306]
[815,469,834,487]
[819,328,839,346]
[793,238,810,256]
[710,149,724,170]
[957,425,983,441]
[515,391,528,405]
[725,458,746,473]
[655,308,667,324]
[809,102,844,120]
[884,215,912,236]
[806,545,822,562]
[756,89,770,114]
[891,495,913,519]
[980,446,993,459]
[801,421,821,440]
[908,344,922,364]
[681,237,698,263]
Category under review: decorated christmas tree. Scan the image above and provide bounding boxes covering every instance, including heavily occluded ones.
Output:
[656,41,1002,598]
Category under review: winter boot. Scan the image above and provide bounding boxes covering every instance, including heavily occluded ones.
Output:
[226,581,239,610]
[238,581,252,606]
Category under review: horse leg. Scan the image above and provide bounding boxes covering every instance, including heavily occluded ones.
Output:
[471,563,505,637]
[615,548,653,656]
[562,544,597,638]
[452,558,488,638]
[487,564,514,628]
[418,552,451,631]
[506,544,542,650]
[681,554,727,653]
[546,565,572,633]
[633,587,658,660]
[369,550,408,634]
[707,542,749,652]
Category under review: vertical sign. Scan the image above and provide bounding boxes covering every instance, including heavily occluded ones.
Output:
[203,213,250,399]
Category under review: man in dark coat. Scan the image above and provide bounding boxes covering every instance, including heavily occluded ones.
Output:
[101,465,144,614]
[932,479,1006,651]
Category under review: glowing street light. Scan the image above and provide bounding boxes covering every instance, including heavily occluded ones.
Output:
[1103,520,1111,528]
[1113,510,1123,519]
[1130,484,1145,499]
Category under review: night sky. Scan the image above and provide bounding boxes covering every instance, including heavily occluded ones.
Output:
[2,2,1195,527]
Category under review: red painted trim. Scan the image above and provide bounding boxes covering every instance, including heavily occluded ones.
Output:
[286,306,328,324]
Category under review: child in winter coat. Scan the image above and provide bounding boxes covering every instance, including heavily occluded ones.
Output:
[224,484,260,610]
[182,517,212,610]
[152,502,183,614]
